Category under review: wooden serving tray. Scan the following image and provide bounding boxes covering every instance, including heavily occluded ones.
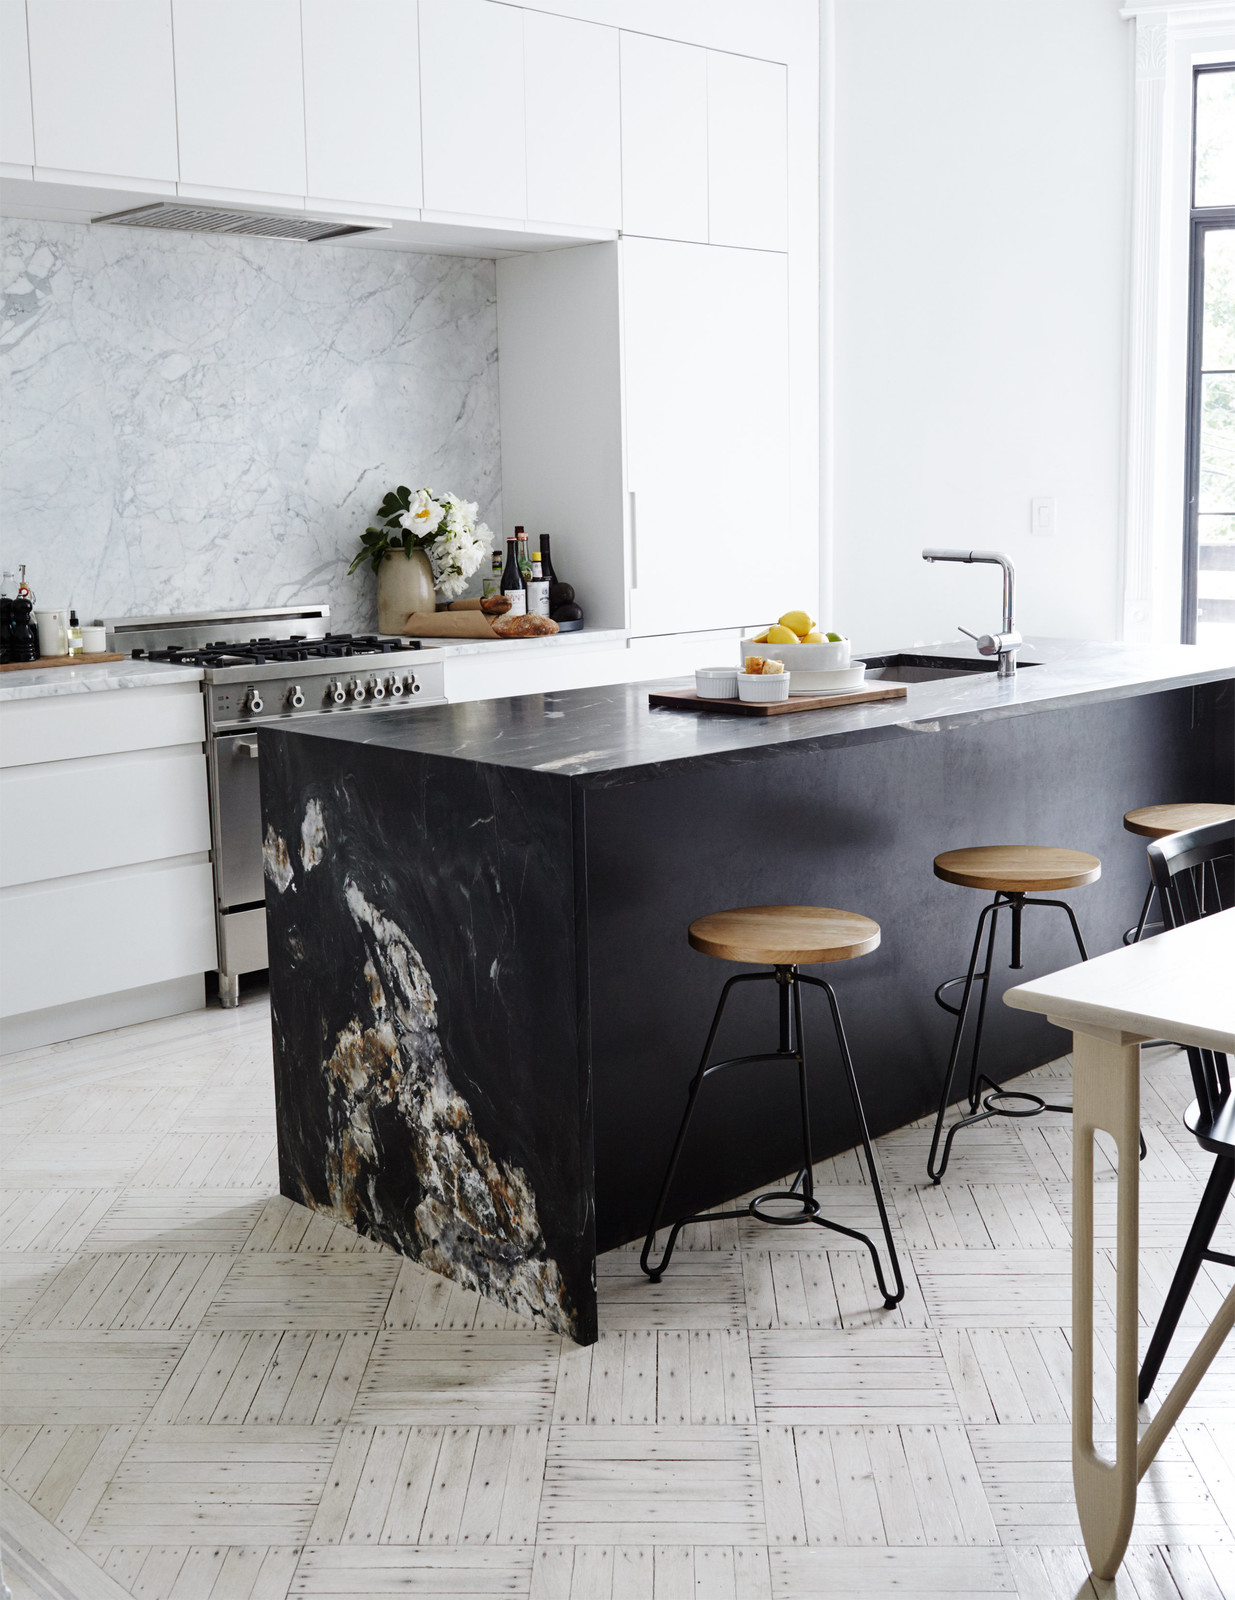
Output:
[0,652,125,672]
[648,683,909,716]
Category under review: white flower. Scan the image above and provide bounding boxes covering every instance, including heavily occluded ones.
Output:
[399,489,445,537]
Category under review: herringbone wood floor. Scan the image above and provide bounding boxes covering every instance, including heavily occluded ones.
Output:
[0,994,1232,1599]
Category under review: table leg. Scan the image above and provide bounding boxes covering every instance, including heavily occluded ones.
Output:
[1071,1028,1141,1580]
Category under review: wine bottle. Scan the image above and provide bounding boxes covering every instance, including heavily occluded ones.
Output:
[526,551,551,618]
[516,526,533,586]
[501,534,527,615]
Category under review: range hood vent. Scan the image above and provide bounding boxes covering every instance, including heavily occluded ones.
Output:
[91,202,390,242]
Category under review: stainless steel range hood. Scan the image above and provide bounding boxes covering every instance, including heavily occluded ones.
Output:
[91,201,390,242]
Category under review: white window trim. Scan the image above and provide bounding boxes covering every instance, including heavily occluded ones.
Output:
[1119,0,1235,643]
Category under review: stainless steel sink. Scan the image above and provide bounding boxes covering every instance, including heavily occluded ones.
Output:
[860,652,1042,684]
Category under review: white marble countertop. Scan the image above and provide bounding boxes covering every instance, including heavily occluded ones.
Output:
[0,658,204,703]
[401,627,629,660]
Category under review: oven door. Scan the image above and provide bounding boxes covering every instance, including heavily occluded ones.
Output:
[212,732,266,910]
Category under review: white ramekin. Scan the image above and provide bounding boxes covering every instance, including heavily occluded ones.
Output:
[695,666,739,699]
[737,670,791,703]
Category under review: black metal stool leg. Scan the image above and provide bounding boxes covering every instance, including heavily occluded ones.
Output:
[640,971,767,1280]
[799,974,905,1307]
[1124,880,1157,946]
[927,899,1002,1182]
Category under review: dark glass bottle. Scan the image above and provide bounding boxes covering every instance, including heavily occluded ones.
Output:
[500,534,526,615]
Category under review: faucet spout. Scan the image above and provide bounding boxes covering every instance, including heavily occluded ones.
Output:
[921,548,1019,677]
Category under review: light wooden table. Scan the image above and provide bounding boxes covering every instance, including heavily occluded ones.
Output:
[1005,908,1235,1579]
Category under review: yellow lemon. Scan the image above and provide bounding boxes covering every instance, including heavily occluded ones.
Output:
[778,609,815,636]
[766,624,798,644]
[802,630,824,643]
[749,631,770,644]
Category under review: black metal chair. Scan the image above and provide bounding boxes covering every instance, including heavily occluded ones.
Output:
[1137,816,1234,1404]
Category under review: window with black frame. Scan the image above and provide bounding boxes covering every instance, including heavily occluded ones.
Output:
[1184,65,1235,646]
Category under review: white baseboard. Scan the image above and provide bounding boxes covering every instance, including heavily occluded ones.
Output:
[0,974,206,1055]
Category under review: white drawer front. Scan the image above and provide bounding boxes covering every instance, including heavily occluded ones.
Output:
[0,858,217,1017]
[0,683,205,768]
[0,745,211,888]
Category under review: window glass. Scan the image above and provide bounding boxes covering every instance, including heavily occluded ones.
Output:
[1194,69,1235,207]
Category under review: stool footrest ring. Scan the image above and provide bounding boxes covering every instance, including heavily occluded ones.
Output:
[749,1189,822,1226]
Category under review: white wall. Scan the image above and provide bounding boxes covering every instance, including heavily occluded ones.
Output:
[828,0,1133,653]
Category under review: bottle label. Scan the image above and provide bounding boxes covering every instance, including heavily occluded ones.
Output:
[526,578,550,617]
[502,586,527,616]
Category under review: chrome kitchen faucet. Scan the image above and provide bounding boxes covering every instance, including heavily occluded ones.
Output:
[922,549,1021,677]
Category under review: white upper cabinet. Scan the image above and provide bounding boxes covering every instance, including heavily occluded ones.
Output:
[173,0,305,197]
[620,32,707,244]
[624,238,790,636]
[0,0,34,166]
[420,0,524,222]
[303,0,421,210]
[707,51,787,252]
[524,12,619,232]
[26,0,178,182]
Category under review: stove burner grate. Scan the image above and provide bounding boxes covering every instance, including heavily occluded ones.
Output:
[131,632,422,668]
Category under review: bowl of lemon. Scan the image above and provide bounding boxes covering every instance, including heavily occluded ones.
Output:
[741,612,866,695]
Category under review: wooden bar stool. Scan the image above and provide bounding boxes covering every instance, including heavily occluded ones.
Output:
[927,845,1099,1183]
[1123,803,1235,944]
[639,905,904,1308]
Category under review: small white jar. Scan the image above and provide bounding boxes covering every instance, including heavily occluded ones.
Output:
[695,666,739,699]
[737,670,791,703]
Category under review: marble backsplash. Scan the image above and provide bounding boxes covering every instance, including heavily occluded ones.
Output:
[0,218,501,633]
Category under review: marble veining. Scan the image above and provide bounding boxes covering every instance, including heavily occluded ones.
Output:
[276,637,1235,786]
[0,219,500,633]
[0,658,204,701]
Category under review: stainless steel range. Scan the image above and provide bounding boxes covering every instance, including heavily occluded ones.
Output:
[104,605,446,1006]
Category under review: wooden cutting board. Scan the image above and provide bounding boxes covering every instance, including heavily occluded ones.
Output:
[648,683,909,716]
[0,652,125,672]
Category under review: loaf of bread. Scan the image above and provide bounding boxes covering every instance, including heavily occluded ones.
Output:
[491,613,560,638]
[479,594,512,616]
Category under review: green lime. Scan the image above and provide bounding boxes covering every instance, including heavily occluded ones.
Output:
[825,631,843,643]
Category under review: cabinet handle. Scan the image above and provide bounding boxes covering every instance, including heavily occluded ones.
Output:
[629,490,638,591]
[236,739,259,759]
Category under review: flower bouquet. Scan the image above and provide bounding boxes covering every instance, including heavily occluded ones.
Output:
[350,486,491,601]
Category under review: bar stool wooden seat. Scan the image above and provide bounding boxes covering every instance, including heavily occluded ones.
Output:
[1123,804,1235,944]
[927,845,1100,1182]
[640,904,904,1308]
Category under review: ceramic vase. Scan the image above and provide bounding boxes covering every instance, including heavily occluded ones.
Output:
[377,548,436,633]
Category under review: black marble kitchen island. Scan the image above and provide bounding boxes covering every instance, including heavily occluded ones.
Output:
[258,638,1233,1342]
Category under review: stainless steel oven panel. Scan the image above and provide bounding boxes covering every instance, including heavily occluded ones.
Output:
[218,906,268,978]
[106,605,330,654]
[211,732,266,909]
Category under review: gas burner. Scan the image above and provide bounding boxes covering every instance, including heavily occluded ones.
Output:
[131,632,422,668]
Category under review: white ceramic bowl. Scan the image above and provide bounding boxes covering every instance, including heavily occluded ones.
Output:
[737,670,791,703]
[789,663,867,696]
[695,666,739,699]
[741,637,851,673]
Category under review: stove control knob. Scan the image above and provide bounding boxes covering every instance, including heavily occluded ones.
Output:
[246,687,264,715]
[370,676,386,700]
[287,683,305,710]
[387,675,406,698]
[408,673,421,695]
[328,680,347,706]
[351,677,367,702]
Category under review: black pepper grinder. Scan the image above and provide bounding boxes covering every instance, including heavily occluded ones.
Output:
[7,596,40,661]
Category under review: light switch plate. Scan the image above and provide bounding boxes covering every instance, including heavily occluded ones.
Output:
[1031,496,1055,537]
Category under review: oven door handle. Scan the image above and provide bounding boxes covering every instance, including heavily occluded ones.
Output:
[235,738,260,759]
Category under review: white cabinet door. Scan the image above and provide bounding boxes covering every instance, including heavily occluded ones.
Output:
[0,0,34,166]
[624,239,789,636]
[524,11,619,231]
[27,0,178,181]
[619,32,707,244]
[707,52,787,252]
[303,0,421,209]
[173,0,305,196]
[420,0,523,222]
